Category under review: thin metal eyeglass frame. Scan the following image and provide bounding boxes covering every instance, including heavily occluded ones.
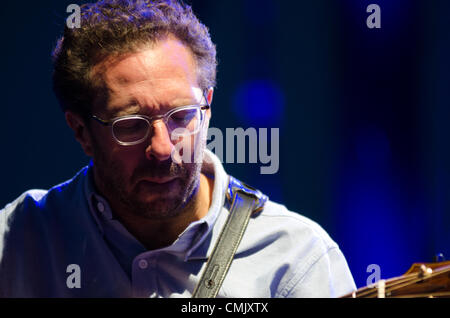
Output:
[91,103,210,146]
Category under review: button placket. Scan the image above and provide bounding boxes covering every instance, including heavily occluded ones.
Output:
[138,259,148,269]
[96,202,105,213]
[148,256,157,268]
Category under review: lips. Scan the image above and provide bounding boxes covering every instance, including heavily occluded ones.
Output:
[135,177,179,192]
[140,176,177,184]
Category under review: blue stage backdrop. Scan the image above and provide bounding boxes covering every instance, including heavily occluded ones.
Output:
[1,0,449,289]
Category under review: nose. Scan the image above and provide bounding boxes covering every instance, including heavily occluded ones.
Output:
[145,120,174,161]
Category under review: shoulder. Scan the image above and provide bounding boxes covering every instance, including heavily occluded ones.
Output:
[2,166,88,211]
[0,189,49,278]
[0,166,89,238]
[1,176,79,219]
[254,199,338,251]
[1,189,48,221]
[242,200,355,297]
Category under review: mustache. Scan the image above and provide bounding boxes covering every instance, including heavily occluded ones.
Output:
[131,159,187,182]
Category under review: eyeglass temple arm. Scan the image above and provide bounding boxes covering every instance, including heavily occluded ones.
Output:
[91,115,110,126]
[201,89,211,110]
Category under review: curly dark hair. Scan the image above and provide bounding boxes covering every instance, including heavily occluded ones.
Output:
[52,0,217,117]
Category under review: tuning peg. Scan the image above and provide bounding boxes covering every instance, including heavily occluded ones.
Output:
[433,253,445,262]
[419,264,433,278]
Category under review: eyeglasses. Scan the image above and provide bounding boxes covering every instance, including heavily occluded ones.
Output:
[91,103,210,146]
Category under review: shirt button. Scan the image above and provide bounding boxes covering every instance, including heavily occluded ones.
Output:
[138,259,148,269]
[97,202,105,213]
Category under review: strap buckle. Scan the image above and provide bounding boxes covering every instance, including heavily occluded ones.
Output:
[225,176,268,215]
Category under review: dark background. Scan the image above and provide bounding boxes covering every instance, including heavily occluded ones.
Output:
[1,0,450,289]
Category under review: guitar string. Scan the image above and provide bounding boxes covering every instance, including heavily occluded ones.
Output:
[354,266,450,298]
[354,265,450,297]
[355,271,450,298]
[356,274,415,298]
[354,274,418,298]
[389,291,450,298]
[381,266,450,297]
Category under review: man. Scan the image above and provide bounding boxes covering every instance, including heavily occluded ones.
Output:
[0,0,355,297]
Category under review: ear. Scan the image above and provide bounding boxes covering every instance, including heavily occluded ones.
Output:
[205,87,214,119]
[65,111,94,157]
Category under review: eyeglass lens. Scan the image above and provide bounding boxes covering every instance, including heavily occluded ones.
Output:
[112,108,201,143]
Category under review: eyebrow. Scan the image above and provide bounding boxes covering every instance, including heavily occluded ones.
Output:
[108,98,204,118]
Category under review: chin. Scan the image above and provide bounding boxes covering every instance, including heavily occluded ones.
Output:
[132,197,186,219]
[128,181,198,219]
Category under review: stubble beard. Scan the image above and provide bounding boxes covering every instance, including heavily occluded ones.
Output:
[91,138,206,221]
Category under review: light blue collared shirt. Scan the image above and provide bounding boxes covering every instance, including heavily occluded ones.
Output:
[0,150,356,297]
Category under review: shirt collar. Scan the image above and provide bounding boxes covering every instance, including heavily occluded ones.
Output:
[82,161,105,235]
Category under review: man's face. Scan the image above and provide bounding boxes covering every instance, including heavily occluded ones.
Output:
[88,37,210,219]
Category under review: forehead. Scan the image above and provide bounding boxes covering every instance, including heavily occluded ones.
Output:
[92,37,201,114]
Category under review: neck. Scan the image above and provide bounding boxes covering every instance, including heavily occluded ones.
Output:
[110,173,214,250]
